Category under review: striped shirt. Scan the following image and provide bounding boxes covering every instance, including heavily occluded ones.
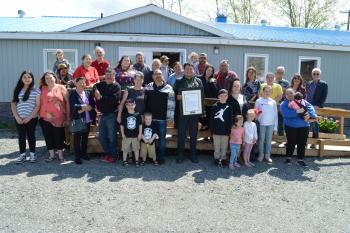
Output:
[16,88,41,118]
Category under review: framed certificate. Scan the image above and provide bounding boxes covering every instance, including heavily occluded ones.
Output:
[180,88,204,116]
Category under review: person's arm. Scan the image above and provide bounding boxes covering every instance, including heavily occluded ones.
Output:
[138,124,142,141]
[11,101,23,124]
[117,89,128,123]
[23,94,41,124]
[120,125,125,138]
[318,82,328,108]
[63,88,71,124]
[305,100,317,119]
[94,68,100,84]
[273,101,278,132]
[280,101,299,118]
[253,123,258,143]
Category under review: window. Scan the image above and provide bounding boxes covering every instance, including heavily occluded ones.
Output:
[43,49,78,72]
[244,53,269,82]
[118,47,187,67]
[298,56,321,82]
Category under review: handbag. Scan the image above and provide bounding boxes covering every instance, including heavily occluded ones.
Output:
[69,117,87,134]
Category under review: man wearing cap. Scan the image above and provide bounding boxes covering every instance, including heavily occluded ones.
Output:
[145,69,175,164]
[132,52,151,76]
[57,63,74,88]
[197,53,208,76]
[174,63,203,163]
[91,46,110,81]
[160,55,174,82]
[93,67,122,163]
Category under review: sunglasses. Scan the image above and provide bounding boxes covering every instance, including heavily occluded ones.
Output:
[313,73,320,76]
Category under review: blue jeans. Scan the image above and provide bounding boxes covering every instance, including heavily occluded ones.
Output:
[99,113,117,157]
[230,144,241,165]
[153,120,167,162]
[310,121,319,138]
[258,125,274,160]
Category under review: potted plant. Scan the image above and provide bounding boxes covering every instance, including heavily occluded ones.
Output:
[319,117,339,133]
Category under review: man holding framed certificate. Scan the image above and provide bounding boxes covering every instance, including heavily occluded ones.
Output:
[174,63,204,163]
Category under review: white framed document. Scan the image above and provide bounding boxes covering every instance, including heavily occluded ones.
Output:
[180,88,204,116]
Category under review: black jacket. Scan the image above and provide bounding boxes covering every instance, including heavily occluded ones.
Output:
[199,75,219,98]
[69,89,96,121]
[306,80,328,108]
[93,82,121,114]
[227,95,249,119]
[210,102,233,135]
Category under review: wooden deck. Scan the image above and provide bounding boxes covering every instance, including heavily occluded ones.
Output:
[79,125,350,157]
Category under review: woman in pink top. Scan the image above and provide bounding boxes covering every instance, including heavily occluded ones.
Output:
[229,115,244,169]
[73,54,99,87]
[39,71,70,162]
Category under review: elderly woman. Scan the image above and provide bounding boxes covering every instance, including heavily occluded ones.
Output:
[290,73,306,98]
[39,71,70,162]
[115,55,135,90]
[280,88,316,167]
[69,77,95,164]
[242,66,260,107]
[73,54,99,87]
[91,46,109,81]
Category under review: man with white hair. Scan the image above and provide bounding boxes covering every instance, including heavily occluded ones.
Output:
[275,66,290,136]
[91,46,109,81]
[132,52,151,76]
[306,68,328,147]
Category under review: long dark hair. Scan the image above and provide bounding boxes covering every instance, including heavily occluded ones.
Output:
[204,64,215,79]
[116,55,132,70]
[12,71,35,103]
[290,73,304,89]
[245,66,256,83]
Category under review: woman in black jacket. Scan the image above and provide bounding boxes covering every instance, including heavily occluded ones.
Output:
[69,77,95,164]
[227,79,248,120]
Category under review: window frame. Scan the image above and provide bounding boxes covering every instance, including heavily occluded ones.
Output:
[43,48,78,72]
[298,56,321,73]
[244,53,269,82]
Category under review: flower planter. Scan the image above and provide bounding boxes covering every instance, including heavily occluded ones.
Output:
[308,132,346,140]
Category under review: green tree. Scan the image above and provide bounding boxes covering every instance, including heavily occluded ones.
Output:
[270,0,338,28]
[222,0,267,24]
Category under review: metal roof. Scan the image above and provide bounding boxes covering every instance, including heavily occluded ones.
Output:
[209,22,350,47]
[0,16,98,32]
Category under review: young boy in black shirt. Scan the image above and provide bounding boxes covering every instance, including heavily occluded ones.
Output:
[140,112,159,166]
[120,98,142,167]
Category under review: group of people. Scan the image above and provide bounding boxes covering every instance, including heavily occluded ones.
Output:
[11,47,328,168]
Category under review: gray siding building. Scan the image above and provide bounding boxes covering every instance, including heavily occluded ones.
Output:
[1,4,350,107]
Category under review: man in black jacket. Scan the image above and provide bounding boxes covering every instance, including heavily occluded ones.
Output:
[174,63,203,163]
[93,68,121,162]
[306,68,328,143]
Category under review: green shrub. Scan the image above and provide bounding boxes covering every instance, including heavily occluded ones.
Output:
[319,117,339,133]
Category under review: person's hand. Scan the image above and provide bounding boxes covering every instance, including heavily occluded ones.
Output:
[314,105,319,110]
[15,116,23,124]
[95,90,102,100]
[176,95,182,101]
[304,114,310,122]
[86,105,92,111]
[121,134,126,139]
[117,114,122,124]
[137,134,142,141]
[253,139,257,144]
[296,108,304,114]
[22,116,32,124]
[155,135,159,140]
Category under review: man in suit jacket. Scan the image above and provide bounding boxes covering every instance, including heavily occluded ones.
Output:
[306,68,328,143]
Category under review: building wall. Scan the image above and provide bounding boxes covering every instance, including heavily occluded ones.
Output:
[0,39,349,103]
[85,13,216,36]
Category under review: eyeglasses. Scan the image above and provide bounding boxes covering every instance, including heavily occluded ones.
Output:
[312,73,320,76]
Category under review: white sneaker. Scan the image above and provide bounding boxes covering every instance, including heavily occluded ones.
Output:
[29,153,36,163]
[266,158,273,163]
[15,153,26,164]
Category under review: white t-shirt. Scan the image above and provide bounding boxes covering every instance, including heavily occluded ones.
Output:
[255,97,278,131]
[244,121,258,144]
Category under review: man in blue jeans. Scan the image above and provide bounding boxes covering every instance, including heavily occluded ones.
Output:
[306,68,328,148]
[145,69,175,164]
[93,68,121,163]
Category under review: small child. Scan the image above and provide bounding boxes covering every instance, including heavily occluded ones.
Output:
[209,89,233,167]
[229,115,245,170]
[120,98,142,167]
[140,112,159,166]
[52,49,71,74]
[243,109,258,167]
[288,92,308,119]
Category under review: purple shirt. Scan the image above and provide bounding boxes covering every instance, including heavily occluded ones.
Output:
[80,91,92,123]
[306,81,317,103]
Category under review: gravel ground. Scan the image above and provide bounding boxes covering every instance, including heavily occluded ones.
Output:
[0,130,350,233]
